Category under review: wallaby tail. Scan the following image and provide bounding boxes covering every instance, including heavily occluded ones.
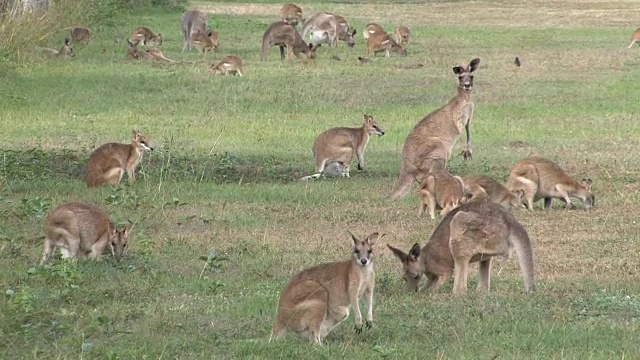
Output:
[510,225,536,293]
[299,173,322,181]
[261,32,271,61]
[182,20,193,52]
[388,167,414,201]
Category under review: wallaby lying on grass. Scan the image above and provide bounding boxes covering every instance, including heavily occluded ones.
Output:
[181,10,208,52]
[187,29,219,53]
[507,157,594,210]
[86,130,154,187]
[367,31,406,57]
[300,115,385,181]
[280,3,304,26]
[261,21,318,61]
[388,58,480,200]
[302,12,356,48]
[394,26,411,48]
[41,202,132,264]
[210,55,243,76]
[464,175,523,210]
[363,23,384,40]
[38,38,74,59]
[270,232,381,345]
[129,27,162,46]
[70,27,91,44]
[628,27,640,48]
[388,201,536,296]
[126,40,175,62]
[418,170,467,219]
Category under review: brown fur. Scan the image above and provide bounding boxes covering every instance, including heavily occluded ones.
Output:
[70,27,91,44]
[302,12,356,48]
[363,23,384,40]
[181,10,208,52]
[464,175,524,210]
[628,27,640,48]
[300,115,385,180]
[418,170,467,219]
[188,29,219,53]
[394,26,411,48]
[261,21,318,61]
[280,3,304,26]
[41,203,132,264]
[126,40,175,62]
[39,38,74,59]
[367,31,406,58]
[270,232,381,345]
[506,157,594,210]
[210,55,243,76]
[387,201,536,296]
[129,27,162,47]
[388,58,480,200]
[86,130,154,187]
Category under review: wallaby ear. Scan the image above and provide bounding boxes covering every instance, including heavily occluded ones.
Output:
[468,58,480,72]
[581,178,593,190]
[122,221,134,238]
[347,230,359,246]
[132,130,139,140]
[206,30,213,37]
[64,38,71,45]
[351,28,357,36]
[387,244,408,262]
[452,66,465,75]
[364,114,372,123]
[308,43,314,50]
[408,243,421,260]
[514,189,525,200]
[127,39,134,47]
[365,232,384,246]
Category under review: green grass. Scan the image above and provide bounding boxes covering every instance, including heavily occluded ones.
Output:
[2,1,640,358]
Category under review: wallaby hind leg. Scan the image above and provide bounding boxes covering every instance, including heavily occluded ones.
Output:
[41,237,56,264]
[477,259,492,292]
[452,257,471,296]
[269,320,286,343]
[105,167,125,186]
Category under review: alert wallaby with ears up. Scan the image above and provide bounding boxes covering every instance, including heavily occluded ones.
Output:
[367,31,406,57]
[86,130,154,187]
[387,201,536,296]
[394,26,411,48]
[280,3,304,27]
[39,38,75,59]
[129,27,162,46]
[363,23,384,40]
[210,55,243,76]
[181,10,208,52]
[388,58,480,200]
[507,157,595,210]
[300,115,385,181]
[464,175,524,210]
[41,202,132,264]
[270,232,382,345]
[418,170,467,219]
[628,27,640,48]
[261,21,318,61]
[70,27,91,44]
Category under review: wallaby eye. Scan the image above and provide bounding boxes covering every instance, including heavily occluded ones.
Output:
[123,243,127,248]
[367,250,372,254]
[111,242,116,247]
[354,249,360,255]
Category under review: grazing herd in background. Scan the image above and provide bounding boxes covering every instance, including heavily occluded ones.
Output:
[34,2,610,346]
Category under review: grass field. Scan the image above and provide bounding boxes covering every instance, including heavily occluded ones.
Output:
[1,0,640,358]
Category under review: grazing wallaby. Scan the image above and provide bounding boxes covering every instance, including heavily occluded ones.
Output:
[41,202,132,264]
[388,58,480,200]
[261,21,318,61]
[270,232,381,345]
[628,27,640,48]
[70,27,91,44]
[300,115,385,181]
[129,27,162,46]
[394,26,411,48]
[363,22,384,40]
[418,170,467,219]
[507,157,595,210]
[39,38,75,59]
[302,12,356,48]
[387,201,536,296]
[367,31,407,57]
[126,40,175,62]
[210,55,243,76]
[280,3,304,26]
[181,10,208,52]
[86,130,154,187]
[188,29,219,53]
[464,175,523,210]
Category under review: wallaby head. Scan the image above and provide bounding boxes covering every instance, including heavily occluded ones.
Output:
[387,243,423,291]
[306,42,319,59]
[349,231,379,267]
[132,130,154,151]
[70,27,91,44]
[343,27,357,48]
[59,38,75,58]
[363,114,385,136]
[453,58,480,91]
[126,39,140,59]
[394,26,410,48]
[280,3,304,26]
[110,223,133,262]
[580,178,595,209]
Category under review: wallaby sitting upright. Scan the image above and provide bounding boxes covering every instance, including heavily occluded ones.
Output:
[418,170,467,219]
[394,26,411,48]
[270,232,381,345]
[300,115,385,181]
[280,3,304,27]
[261,21,318,61]
[507,156,594,210]
[388,58,480,200]
[70,27,91,44]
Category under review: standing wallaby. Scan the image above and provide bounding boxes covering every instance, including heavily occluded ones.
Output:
[367,31,406,57]
[387,201,536,296]
[129,27,162,46]
[363,23,384,40]
[270,232,381,345]
[280,3,304,27]
[300,115,385,181]
[394,26,410,48]
[41,203,132,264]
[261,21,318,61]
[187,29,219,53]
[181,10,208,52]
[86,130,154,187]
[464,175,523,210]
[126,40,175,62]
[70,27,91,44]
[210,55,243,76]
[388,58,480,200]
[506,157,594,210]
[628,27,640,48]
[38,38,75,59]
[418,170,467,219]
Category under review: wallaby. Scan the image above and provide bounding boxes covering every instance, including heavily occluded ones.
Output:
[86,130,154,187]
[300,115,385,181]
[280,3,304,27]
[464,175,523,210]
[367,31,407,57]
[41,202,132,264]
[418,170,467,219]
[628,27,640,48]
[506,157,595,210]
[187,29,219,53]
[129,27,163,47]
[363,23,384,40]
[270,232,381,345]
[70,27,91,44]
[210,55,243,76]
[261,21,318,61]
[38,38,75,59]
[181,10,208,52]
[394,26,410,48]
[126,40,175,62]
[387,201,536,296]
[388,58,480,200]
[302,12,356,48]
